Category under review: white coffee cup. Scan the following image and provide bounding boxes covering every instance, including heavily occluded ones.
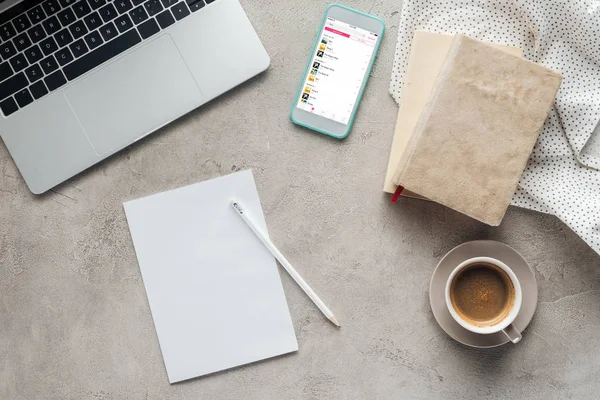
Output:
[445,256,523,344]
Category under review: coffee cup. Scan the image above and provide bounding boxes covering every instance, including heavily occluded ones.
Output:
[445,257,522,343]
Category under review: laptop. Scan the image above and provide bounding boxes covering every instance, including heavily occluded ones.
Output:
[0,0,269,194]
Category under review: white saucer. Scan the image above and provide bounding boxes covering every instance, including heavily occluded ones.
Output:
[429,240,538,348]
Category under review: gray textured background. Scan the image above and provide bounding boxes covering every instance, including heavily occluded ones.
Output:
[2,1,600,399]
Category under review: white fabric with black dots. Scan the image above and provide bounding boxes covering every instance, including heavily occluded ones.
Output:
[389,0,600,255]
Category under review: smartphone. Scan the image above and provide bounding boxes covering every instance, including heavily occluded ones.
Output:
[290,4,384,139]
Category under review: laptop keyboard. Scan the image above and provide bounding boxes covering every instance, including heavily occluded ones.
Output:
[0,0,217,116]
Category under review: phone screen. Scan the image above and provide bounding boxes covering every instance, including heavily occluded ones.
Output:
[296,17,379,125]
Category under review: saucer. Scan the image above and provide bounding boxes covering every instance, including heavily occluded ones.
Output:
[429,240,538,348]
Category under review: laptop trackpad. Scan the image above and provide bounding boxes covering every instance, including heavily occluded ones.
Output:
[65,34,203,156]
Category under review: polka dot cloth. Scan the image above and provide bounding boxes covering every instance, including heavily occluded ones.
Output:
[389,0,600,255]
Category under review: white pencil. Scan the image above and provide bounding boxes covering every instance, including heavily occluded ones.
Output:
[231,200,340,327]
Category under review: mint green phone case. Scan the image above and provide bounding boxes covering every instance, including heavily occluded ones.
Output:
[289,4,385,139]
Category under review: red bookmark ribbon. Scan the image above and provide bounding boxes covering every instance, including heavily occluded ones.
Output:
[391,186,404,203]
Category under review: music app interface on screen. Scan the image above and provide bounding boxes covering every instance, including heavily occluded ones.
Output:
[296,17,378,125]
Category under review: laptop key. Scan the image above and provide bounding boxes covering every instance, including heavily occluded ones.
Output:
[0,97,18,116]
[143,0,163,16]
[24,45,44,64]
[70,39,88,57]
[42,16,61,35]
[15,88,33,107]
[0,72,28,100]
[132,0,144,5]
[14,32,33,52]
[137,18,158,39]
[99,22,118,41]
[40,36,58,56]
[186,0,204,12]
[155,9,174,29]
[170,2,189,20]
[27,24,47,43]
[0,41,17,60]
[69,20,88,39]
[115,0,133,14]
[0,23,16,41]
[25,64,43,82]
[55,47,74,66]
[129,6,148,24]
[73,1,92,18]
[44,69,67,91]
[99,3,118,22]
[28,6,47,24]
[40,55,59,74]
[114,14,133,32]
[84,11,103,30]
[64,28,141,80]
[160,0,177,8]
[13,15,32,33]
[29,80,49,99]
[58,0,76,7]
[83,30,103,50]
[0,62,13,82]
[9,54,28,73]
[69,21,88,39]
[55,28,74,47]
[57,7,77,26]
[88,0,107,10]
[42,0,62,16]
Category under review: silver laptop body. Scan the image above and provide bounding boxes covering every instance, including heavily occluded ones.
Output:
[0,0,269,193]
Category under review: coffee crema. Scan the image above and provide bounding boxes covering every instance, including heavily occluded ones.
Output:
[449,262,515,327]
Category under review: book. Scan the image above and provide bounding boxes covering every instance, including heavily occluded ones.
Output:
[392,35,562,225]
[383,31,523,195]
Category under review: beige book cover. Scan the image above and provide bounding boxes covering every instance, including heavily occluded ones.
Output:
[383,31,523,195]
[392,34,562,226]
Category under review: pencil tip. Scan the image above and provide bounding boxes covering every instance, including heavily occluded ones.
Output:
[329,316,341,328]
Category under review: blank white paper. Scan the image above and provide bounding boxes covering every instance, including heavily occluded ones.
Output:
[123,170,297,383]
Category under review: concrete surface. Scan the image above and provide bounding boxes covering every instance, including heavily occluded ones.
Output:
[2,0,600,399]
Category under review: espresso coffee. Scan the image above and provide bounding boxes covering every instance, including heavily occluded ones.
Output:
[449,262,515,326]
